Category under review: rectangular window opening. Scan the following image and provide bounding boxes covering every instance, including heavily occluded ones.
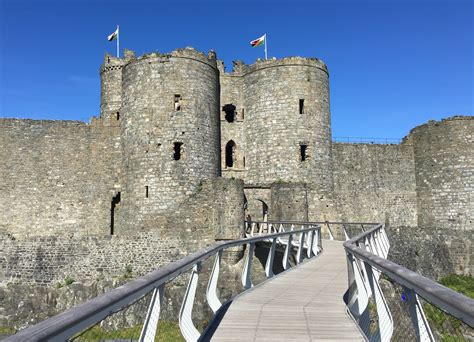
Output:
[300,144,308,162]
[174,94,182,111]
[241,108,245,120]
[174,142,183,160]
[145,186,149,198]
[299,99,305,114]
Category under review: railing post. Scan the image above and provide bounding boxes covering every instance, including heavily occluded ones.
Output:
[364,261,393,342]
[179,262,201,342]
[342,224,350,241]
[306,230,314,258]
[347,253,369,317]
[313,228,320,256]
[283,233,293,270]
[242,243,255,289]
[296,231,305,264]
[403,287,435,342]
[265,237,277,278]
[206,250,222,313]
[139,284,164,342]
[326,222,334,240]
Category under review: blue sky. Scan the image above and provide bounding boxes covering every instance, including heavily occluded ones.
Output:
[0,0,472,139]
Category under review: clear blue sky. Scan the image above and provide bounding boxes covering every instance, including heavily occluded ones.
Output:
[0,0,472,139]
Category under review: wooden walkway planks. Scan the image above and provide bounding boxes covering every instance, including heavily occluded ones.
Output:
[210,240,366,341]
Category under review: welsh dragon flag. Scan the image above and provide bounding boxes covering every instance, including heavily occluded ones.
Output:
[108,27,118,41]
[250,34,265,47]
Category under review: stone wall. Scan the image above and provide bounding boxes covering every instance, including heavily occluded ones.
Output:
[271,183,309,221]
[0,118,121,237]
[0,232,182,285]
[328,142,418,227]
[0,177,244,285]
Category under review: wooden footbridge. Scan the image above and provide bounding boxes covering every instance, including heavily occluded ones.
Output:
[5,221,473,342]
[210,240,365,341]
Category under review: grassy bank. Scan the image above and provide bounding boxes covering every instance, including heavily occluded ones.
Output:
[424,274,473,342]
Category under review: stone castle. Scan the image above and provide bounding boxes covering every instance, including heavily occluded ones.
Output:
[0,47,472,291]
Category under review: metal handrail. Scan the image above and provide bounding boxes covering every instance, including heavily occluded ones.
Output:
[343,224,474,328]
[5,225,321,341]
[249,220,379,225]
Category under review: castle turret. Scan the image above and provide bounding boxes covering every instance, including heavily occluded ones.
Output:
[410,116,474,231]
[119,48,220,230]
[100,50,135,120]
[242,57,333,191]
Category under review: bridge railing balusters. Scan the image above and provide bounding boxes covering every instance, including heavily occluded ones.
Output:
[344,224,474,342]
[206,249,222,313]
[283,233,293,270]
[179,262,201,341]
[139,284,164,342]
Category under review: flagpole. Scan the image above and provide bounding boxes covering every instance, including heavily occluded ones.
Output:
[117,25,120,58]
[264,33,268,60]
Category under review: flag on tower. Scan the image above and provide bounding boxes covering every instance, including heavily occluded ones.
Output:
[250,34,268,60]
[250,34,265,47]
[107,26,120,58]
[107,27,119,41]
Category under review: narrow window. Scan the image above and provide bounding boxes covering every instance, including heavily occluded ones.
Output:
[300,144,308,161]
[223,104,236,123]
[241,108,245,120]
[174,142,183,160]
[243,156,246,167]
[116,112,120,120]
[110,192,121,235]
[299,99,305,114]
[145,186,149,198]
[225,140,236,168]
[174,94,181,111]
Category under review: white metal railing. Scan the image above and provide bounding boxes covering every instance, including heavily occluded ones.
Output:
[344,224,474,342]
[5,223,321,342]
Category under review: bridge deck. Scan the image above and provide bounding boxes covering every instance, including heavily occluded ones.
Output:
[210,240,365,341]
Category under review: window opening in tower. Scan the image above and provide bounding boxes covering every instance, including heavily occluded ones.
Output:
[223,104,236,123]
[300,144,308,161]
[299,99,305,114]
[225,140,236,167]
[174,95,182,111]
[174,142,183,160]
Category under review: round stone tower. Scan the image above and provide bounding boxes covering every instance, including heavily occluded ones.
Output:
[100,53,126,119]
[242,57,333,191]
[120,48,220,229]
[410,116,474,231]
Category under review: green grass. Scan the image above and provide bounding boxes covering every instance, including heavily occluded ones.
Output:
[74,321,184,342]
[0,326,16,335]
[424,274,473,342]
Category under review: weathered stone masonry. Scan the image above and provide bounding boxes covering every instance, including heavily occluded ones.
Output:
[0,47,472,294]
